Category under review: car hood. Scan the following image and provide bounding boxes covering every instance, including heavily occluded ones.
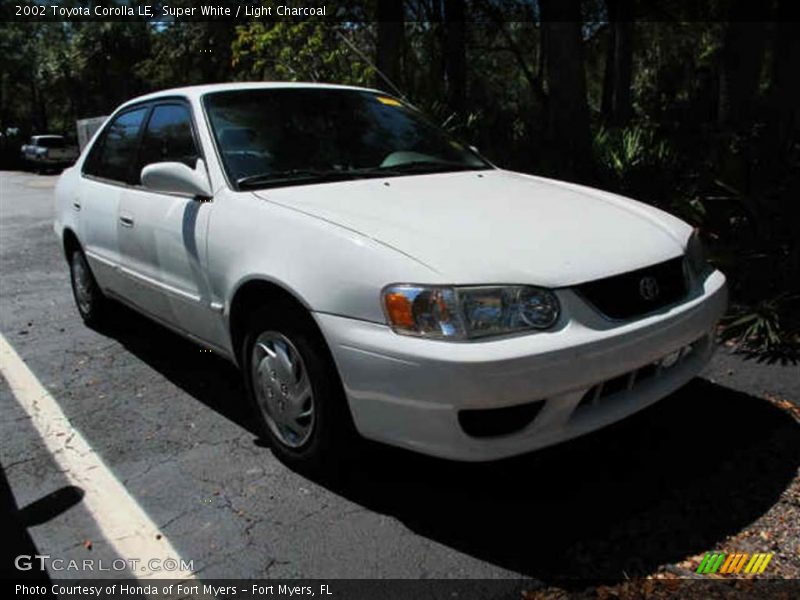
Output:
[253,169,691,287]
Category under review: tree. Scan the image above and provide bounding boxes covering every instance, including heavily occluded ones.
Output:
[718,0,767,128]
[375,0,405,92]
[136,22,235,90]
[232,22,373,86]
[601,0,634,125]
[443,0,467,110]
[540,0,594,181]
[769,0,800,142]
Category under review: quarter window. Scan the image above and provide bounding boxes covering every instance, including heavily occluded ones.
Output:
[135,104,199,183]
[83,107,148,183]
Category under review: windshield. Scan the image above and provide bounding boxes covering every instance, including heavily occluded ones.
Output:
[203,88,491,189]
[37,136,66,148]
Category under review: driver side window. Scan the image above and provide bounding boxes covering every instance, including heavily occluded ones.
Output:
[135,104,200,184]
[83,107,148,184]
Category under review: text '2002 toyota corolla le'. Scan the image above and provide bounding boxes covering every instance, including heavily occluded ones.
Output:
[54,83,727,470]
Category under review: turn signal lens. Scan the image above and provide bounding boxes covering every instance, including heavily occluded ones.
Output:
[384,292,415,329]
[383,285,464,338]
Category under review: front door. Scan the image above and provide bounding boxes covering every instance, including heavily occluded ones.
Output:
[116,102,223,346]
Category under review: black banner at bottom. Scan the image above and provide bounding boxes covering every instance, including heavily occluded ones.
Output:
[4,579,800,600]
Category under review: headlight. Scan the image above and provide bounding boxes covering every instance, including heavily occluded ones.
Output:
[382,284,560,340]
[685,228,710,280]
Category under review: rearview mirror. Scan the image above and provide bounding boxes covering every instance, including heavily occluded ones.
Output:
[141,159,212,200]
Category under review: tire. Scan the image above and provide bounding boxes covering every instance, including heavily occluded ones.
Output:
[68,247,107,327]
[241,305,357,474]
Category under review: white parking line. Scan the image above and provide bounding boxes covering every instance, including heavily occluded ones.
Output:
[0,332,195,579]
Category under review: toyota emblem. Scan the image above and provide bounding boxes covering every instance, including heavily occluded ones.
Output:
[639,276,660,301]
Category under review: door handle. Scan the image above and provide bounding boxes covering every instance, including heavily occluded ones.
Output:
[72,201,81,211]
[119,215,135,228]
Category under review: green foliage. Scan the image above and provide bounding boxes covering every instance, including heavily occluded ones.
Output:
[0,21,152,137]
[720,295,800,364]
[135,22,236,89]
[232,23,373,86]
[593,125,676,201]
[631,22,725,122]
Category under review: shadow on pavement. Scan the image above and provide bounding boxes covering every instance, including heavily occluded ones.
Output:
[97,302,254,434]
[96,303,800,585]
[330,379,800,585]
[0,465,82,581]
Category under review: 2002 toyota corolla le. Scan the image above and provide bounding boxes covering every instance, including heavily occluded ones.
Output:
[54,82,727,470]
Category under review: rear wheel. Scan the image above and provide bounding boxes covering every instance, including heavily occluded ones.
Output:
[68,247,107,326]
[241,306,356,474]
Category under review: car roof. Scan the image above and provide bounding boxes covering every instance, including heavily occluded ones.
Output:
[116,82,389,111]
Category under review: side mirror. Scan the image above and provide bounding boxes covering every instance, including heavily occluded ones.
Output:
[141,159,212,200]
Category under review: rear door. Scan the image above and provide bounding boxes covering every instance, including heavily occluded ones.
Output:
[78,106,149,294]
[116,101,223,345]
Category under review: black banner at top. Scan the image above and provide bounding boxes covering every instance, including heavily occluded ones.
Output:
[0,0,794,23]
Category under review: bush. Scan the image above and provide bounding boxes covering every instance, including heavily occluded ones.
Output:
[593,125,681,208]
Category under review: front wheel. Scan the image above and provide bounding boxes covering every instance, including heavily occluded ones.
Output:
[241,307,356,474]
[68,248,107,326]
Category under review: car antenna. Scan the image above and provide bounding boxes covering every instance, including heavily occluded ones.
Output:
[335,29,409,102]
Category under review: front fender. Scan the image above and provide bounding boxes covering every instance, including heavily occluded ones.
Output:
[208,191,440,327]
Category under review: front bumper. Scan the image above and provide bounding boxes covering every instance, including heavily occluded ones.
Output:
[317,269,727,461]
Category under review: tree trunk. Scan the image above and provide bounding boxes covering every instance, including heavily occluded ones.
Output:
[375,0,405,93]
[443,0,467,111]
[30,79,47,133]
[718,0,767,128]
[769,0,800,291]
[770,0,800,143]
[540,0,594,182]
[601,0,634,125]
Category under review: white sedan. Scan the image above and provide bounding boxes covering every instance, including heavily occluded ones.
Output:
[54,82,727,470]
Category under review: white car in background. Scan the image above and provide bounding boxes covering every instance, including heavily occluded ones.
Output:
[53,83,727,470]
[22,134,79,171]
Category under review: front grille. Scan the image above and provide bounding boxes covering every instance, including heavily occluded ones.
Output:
[577,257,688,320]
[576,337,702,411]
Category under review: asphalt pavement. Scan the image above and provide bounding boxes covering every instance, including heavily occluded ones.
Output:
[1,170,798,584]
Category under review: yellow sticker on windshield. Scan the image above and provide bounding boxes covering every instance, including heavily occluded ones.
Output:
[376,96,403,107]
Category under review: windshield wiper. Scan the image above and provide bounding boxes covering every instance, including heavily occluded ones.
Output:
[237,168,365,190]
[367,160,490,175]
[237,162,491,189]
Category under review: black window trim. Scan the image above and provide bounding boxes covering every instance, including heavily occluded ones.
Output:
[130,98,206,193]
[200,91,237,192]
[81,95,206,192]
